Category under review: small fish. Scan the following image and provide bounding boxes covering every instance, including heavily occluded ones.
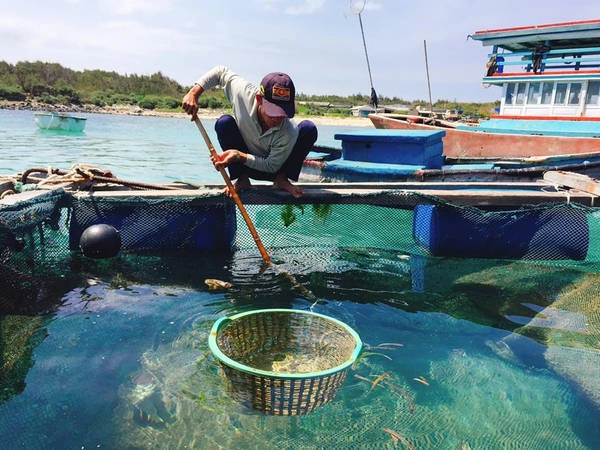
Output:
[382,428,415,450]
[413,376,429,386]
[370,371,391,390]
[204,279,232,290]
[382,427,400,445]
[383,380,416,414]
[377,342,404,348]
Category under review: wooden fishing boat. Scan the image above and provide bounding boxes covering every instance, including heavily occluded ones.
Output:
[34,112,87,132]
[369,19,600,160]
[302,129,600,183]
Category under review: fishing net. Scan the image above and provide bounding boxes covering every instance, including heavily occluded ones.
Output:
[1,176,599,448]
[1,176,599,315]
[2,182,598,283]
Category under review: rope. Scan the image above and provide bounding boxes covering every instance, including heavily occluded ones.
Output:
[21,164,180,190]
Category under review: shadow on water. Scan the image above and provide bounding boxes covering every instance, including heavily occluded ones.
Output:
[296,246,592,336]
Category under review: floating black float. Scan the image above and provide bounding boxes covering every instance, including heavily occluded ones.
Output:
[80,224,121,258]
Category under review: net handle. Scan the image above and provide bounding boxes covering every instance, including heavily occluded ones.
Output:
[194,117,272,265]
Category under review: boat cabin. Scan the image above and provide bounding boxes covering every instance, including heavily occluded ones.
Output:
[472,20,600,119]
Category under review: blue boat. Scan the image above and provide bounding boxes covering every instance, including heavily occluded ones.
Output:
[303,128,600,182]
[34,111,87,132]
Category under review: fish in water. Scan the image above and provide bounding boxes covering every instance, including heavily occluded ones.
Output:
[204,279,232,290]
[128,370,174,426]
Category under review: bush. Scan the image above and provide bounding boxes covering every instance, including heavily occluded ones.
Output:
[138,95,160,110]
[207,97,223,109]
[111,93,137,105]
[30,83,56,97]
[160,96,181,109]
[0,85,26,101]
[89,91,107,107]
[56,85,82,105]
[38,94,60,105]
[197,97,209,108]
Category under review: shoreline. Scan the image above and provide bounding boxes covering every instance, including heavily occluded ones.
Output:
[1,101,373,127]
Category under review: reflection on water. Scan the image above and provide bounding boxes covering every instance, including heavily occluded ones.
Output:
[0,249,598,449]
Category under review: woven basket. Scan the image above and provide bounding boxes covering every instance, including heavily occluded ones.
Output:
[208,308,362,416]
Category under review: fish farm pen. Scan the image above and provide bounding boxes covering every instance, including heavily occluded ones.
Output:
[1,171,599,449]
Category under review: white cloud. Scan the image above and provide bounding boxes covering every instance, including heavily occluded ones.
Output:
[2,0,594,102]
[99,0,176,15]
[285,0,326,15]
[258,0,325,15]
[348,0,381,14]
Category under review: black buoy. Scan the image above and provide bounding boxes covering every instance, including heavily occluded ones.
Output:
[80,224,121,258]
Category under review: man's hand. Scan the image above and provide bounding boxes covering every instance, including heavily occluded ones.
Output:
[181,84,203,120]
[210,150,247,171]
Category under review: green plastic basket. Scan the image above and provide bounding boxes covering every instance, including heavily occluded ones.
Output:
[208,308,362,416]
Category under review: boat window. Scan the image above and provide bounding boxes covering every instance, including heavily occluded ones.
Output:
[515,83,527,104]
[527,83,541,104]
[586,81,600,105]
[555,83,568,104]
[504,83,515,105]
[541,83,553,104]
[568,83,582,105]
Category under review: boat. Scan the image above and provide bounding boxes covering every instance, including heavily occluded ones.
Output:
[368,19,600,161]
[351,105,386,117]
[303,128,600,183]
[34,112,87,132]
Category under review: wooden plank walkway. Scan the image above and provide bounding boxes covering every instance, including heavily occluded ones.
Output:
[65,173,600,208]
[4,170,598,209]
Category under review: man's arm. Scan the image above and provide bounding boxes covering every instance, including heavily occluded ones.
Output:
[182,66,233,119]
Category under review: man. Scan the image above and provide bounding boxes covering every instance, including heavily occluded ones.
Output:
[182,66,317,198]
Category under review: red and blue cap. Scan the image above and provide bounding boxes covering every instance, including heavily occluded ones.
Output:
[260,72,295,118]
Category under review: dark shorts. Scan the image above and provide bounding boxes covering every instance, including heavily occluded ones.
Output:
[214,115,317,182]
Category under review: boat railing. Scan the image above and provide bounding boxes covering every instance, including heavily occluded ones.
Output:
[488,46,600,75]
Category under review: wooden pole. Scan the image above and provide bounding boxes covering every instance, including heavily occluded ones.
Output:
[193,117,320,305]
[194,117,271,265]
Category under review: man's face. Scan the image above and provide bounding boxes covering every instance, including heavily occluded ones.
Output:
[257,96,286,129]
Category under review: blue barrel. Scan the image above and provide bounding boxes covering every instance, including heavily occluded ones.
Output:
[413,204,588,260]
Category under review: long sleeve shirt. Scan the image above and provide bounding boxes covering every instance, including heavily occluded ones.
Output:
[196,66,299,174]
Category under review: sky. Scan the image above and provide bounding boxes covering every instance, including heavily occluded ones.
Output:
[1,0,599,103]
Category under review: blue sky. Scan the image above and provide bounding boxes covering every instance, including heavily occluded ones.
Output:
[1,0,598,102]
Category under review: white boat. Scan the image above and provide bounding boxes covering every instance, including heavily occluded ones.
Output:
[34,112,87,132]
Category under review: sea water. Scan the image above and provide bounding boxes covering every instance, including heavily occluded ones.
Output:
[0,109,599,449]
[0,109,355,183]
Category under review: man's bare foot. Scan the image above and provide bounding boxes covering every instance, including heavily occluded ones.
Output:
[224,175,251,197]
[273,174,304,198]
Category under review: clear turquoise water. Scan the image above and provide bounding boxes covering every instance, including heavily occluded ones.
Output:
[0,109,599,449]
[0,109,353,183]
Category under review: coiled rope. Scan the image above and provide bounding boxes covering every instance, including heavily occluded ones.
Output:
[21,164,180,190]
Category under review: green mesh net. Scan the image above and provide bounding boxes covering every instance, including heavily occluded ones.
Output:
[2,183,600,305]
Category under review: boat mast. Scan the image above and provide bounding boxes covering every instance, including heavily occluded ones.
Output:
[424,40,435,121]
[355,0,378,108]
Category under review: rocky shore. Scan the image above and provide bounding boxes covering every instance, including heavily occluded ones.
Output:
[1,100,372,127]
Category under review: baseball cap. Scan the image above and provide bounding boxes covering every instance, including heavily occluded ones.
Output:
[260,72,296,118]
